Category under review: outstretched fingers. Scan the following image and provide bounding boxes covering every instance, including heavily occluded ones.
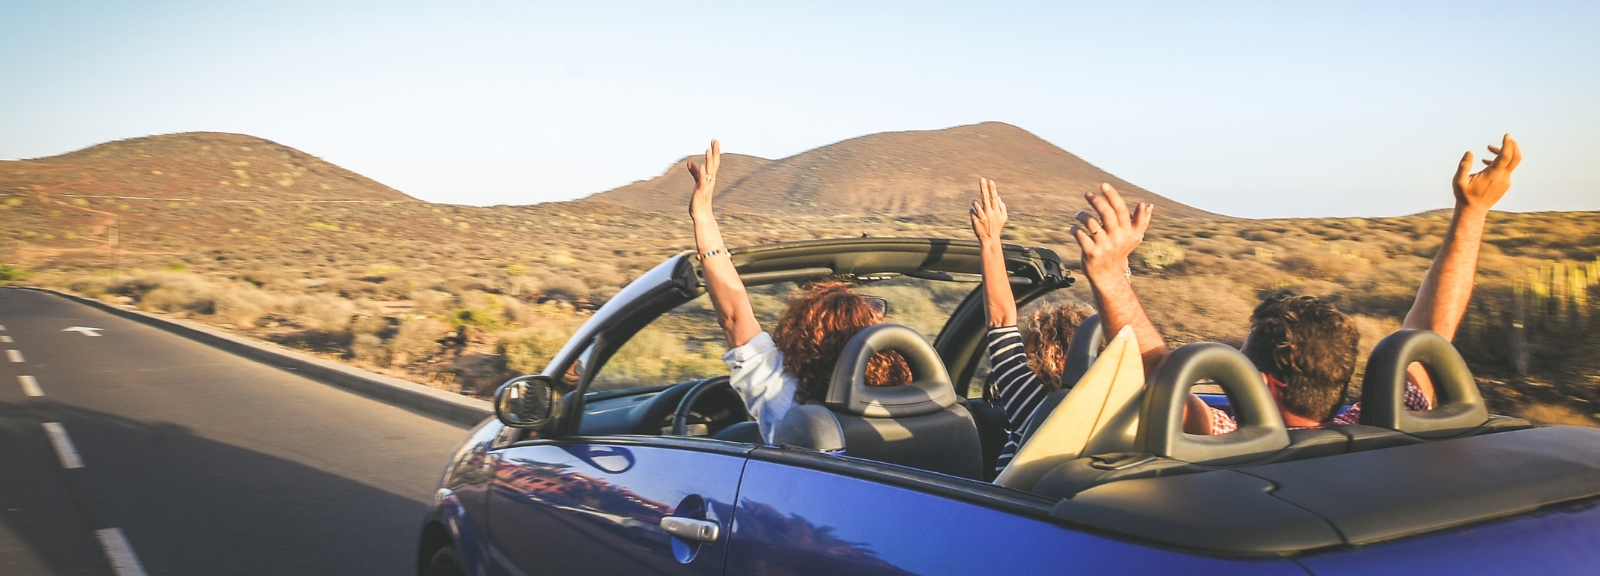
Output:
[1086,187,1122,233]
[1100,183,1132,225]
[1454,151,1475,191]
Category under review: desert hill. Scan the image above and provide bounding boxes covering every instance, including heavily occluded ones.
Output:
[582,152,773,212]
[0,132,415,203]
[585,122,1217,219]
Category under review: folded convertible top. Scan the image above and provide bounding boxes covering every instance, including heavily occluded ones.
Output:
[1050,425,1600,555]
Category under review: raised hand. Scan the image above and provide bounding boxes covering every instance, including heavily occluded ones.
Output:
[687,140,722,221]
[1070,183,1154,283]
[970,178,1008,245]
[1453,134,1519,214]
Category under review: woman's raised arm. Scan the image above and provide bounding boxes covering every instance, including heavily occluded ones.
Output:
[971,178,1018,328]
[689,140,763,348]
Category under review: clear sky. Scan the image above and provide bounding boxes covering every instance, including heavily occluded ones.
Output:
[2,1,1595,218]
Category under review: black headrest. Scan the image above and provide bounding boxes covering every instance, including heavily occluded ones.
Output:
[1359,329,1488,438]
[826,323,956,418]
[1138,343,1290,465]
[1059,314,1105,389]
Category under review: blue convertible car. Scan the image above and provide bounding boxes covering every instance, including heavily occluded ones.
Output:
[420,238,1600,575]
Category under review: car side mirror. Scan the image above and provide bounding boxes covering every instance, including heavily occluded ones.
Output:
[495,375,555,429]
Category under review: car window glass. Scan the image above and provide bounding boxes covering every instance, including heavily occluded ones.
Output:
[588,293,729,393]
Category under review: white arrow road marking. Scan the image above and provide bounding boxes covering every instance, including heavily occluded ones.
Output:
[63,326,103,337]
[42,422,84,469]
[6,350,21,363]
[19,375,42,396]
[96,528,149,576]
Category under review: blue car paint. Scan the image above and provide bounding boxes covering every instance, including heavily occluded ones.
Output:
[1298,497,1600,575]
[484,442,747,575]
[422,418,501,576]
[726,459,1308,576]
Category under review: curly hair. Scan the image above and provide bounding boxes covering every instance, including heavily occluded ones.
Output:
[1019,300,1095,389]
[1240,290,1361,422]
[774,280,912,404]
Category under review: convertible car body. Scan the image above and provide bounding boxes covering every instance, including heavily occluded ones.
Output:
[419,238,1600,576]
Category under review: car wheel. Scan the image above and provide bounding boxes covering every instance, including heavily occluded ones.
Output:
[422,545,465,576]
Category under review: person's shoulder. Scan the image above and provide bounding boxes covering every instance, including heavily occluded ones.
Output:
[724,331,780,366]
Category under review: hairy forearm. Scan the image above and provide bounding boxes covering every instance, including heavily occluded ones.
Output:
[979,241,1018,328]
[1086,266,1169,374]
[1404,204,1490,340]
[694,214,761,347]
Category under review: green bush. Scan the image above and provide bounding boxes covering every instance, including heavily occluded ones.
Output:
[0,264,29,282]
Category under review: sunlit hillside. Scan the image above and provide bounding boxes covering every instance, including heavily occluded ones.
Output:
[3,130,1596,428]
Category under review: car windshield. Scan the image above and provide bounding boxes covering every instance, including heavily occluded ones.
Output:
[587,274,975,393]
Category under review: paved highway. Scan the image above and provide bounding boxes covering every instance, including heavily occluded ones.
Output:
[0,288,477,575]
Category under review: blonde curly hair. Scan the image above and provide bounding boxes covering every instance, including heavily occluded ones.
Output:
[1018,301,1095,390]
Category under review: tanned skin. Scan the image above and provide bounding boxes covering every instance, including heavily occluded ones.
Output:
[1400,134,1522,404]
[971,178,1019,329]
[689,140,764,348]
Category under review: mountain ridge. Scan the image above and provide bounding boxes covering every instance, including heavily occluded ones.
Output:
[583,122,1216,219]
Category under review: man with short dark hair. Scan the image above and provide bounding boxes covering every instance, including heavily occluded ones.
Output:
[1067,135,1521,432]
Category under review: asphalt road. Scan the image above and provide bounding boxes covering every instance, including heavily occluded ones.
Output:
[0,288,478,575]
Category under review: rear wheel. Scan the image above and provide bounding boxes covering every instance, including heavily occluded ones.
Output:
[422,546,464,576]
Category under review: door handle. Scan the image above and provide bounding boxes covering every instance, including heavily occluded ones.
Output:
[660,516,720,543]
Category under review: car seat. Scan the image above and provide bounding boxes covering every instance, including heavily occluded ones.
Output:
[773,323,984,480]
[1332,329,1530,451]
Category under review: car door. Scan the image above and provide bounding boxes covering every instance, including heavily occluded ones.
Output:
[486,440,747,576]
[723,449,1311,575]
[485,293,749,576]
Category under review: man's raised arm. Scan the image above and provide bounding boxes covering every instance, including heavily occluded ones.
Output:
[1070,184,1165,373]
[1403,134,1521,402]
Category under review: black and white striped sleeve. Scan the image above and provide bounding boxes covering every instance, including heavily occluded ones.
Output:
[986,326,1049,433]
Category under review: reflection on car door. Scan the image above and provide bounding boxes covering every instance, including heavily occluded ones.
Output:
[486,441,747,576]
[725,455,1309,575]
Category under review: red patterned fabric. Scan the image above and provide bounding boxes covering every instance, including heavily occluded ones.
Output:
[1204,382,1433,434]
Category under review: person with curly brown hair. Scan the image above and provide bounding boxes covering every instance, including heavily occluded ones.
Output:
[688,140,910,445]
[971,178,1095,474]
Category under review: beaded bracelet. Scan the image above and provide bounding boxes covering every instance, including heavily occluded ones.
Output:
[695,247,728,261]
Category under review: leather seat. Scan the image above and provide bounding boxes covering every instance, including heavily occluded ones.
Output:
[774,324,984,480]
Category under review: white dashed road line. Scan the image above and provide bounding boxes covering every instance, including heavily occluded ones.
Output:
[19,375,42,396]
[6,349,21,363]
[96,528,150,576]
[0,335,12,342]
[42,422,84,469]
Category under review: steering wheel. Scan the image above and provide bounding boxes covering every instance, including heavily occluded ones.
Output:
[670,376,738,436]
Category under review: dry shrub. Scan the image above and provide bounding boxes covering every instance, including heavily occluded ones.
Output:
[68,276,113,297]
[215,286,278,327]
[535,273,589,301]
[409,290,456,316]
[1135,276,1257,346]
[390,317,452,366]
[351,333,387,364]
[1278,249,1369,281]
[137,274,224,316]
[351,314,389,336]
[288,294,354,332]
[499,303,587,374]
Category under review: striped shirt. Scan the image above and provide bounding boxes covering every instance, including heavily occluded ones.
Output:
[985,326,1053,476]
[1204,381,1434,434]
